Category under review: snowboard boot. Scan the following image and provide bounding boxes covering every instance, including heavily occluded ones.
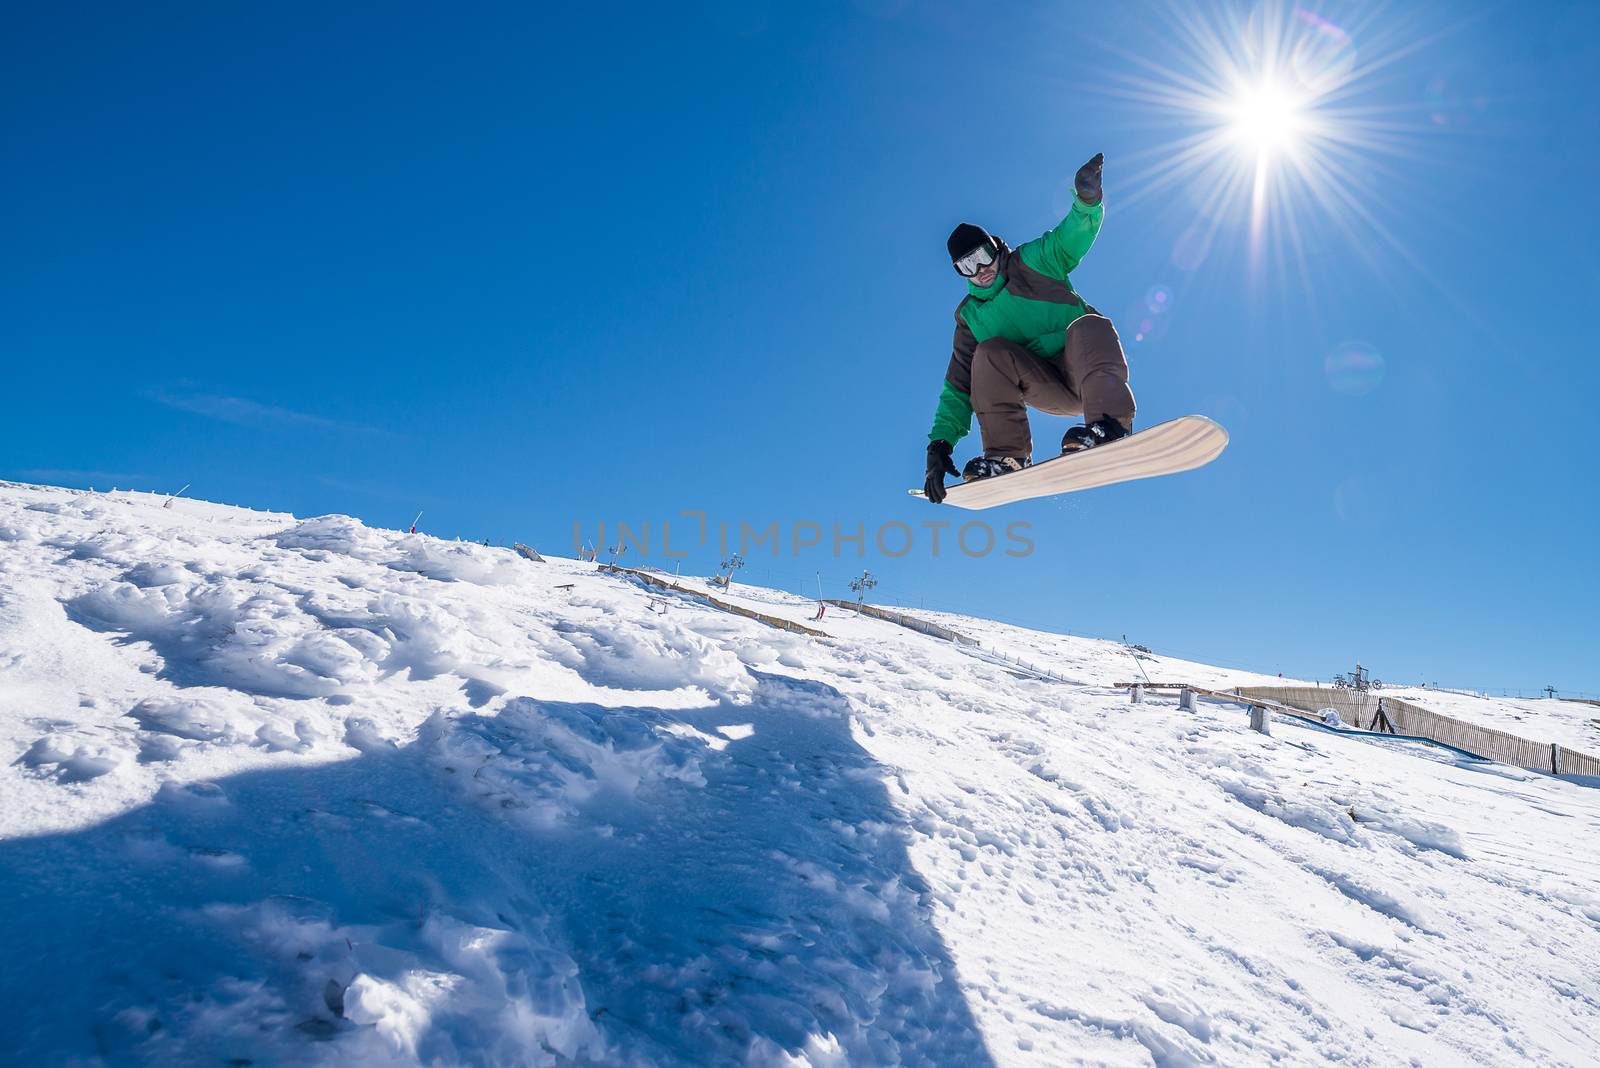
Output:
[1060,417,1131,454]
[962,455,1030,482]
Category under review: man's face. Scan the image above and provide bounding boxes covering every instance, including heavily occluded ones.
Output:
[954,241,999,288]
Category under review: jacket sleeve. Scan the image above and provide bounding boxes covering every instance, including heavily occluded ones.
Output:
[1028,196,1104,278]
[929,311,978,445]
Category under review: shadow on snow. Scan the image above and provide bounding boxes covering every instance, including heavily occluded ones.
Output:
[0,672,996,1067]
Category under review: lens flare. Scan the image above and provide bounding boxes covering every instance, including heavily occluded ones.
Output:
[1171,223,1213,271]
[1324,341,1386,395]
[1289,8,1356,92]
[1132,312,1169,345]
[1334,474,1388,526]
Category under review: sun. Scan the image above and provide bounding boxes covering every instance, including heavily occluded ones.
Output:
[1087,0,1438,278]
[1224,80,1307,157]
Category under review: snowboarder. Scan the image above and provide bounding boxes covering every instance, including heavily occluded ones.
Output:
[922,152,1137,503]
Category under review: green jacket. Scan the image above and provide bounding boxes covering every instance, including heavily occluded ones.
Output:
[929,196,1104,445]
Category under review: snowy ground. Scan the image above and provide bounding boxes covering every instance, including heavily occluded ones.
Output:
[2,480,1598,1067]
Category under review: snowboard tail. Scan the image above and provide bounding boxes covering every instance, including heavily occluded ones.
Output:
[912,415,1228,510]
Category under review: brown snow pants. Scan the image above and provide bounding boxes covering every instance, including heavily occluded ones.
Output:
[971,315,1136,460]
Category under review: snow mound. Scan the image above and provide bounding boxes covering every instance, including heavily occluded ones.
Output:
[69,577,381,697]
[426,698,710,827]
[276,514,522,585]
[274,513,393,558]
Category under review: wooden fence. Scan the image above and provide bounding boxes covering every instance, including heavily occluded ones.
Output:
[821,600,980,647]
[1235,685,1600,779]
[593,564,1600,781]
[598,565,828,638]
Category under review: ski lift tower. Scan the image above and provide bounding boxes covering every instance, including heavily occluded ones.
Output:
[848,570,877,605]
[711,553,746,590]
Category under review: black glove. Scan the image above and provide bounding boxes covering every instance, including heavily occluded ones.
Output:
[1074,152,1104,205]
[924,440,959,503]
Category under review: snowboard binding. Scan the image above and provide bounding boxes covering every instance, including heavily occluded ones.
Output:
[1060,417,1131,454]
[962,455,1030,482]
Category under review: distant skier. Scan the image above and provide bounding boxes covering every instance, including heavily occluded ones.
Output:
[922,153,1137,503]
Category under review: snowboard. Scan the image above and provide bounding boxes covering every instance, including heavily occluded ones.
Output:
[911,414,1228,510]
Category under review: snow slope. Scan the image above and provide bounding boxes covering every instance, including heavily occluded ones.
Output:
[2,480,1598,1067]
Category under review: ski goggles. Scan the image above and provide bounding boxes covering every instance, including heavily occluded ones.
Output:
[953,243,997,278]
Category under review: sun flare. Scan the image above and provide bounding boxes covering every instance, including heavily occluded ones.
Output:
[1225,81,1307,157]
[1091,1,1438,278]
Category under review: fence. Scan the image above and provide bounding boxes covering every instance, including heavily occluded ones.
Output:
[599,564,827,638]
[598,573,1068,682]
[599,567,1018,655]
[822,600,980,647]
[594,564,1600,780]
[829,601,1086,683]
[1236,686,1600,779]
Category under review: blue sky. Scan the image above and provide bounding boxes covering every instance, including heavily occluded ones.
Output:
[4,1,1596,694]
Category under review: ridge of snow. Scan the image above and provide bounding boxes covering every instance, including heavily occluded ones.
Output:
[1,480,1597,1066]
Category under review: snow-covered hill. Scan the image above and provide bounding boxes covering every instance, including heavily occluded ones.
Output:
[2,481,1597,1067]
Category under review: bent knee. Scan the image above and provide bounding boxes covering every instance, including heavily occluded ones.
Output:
[1067,316,1127,367]
[1067,313,1121,345]
[973,337,1016,365]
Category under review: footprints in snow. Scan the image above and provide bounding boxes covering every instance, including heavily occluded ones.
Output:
[13,694,376,789]
[14,735,121,783]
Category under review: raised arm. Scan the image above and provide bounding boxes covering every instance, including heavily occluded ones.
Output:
[1028,153,1105,278]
